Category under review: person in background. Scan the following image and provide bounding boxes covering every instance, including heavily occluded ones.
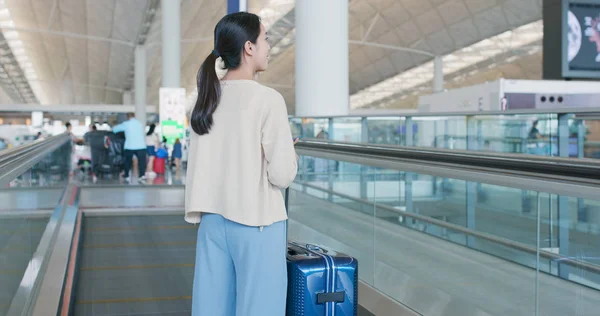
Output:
[161,136,168,150]
[529,120,542,140]
[83,123,97,143]
[145,123,159,178]
[172,138,182,173]
[112,112,148,181]
[527,120,546,155]
[65,122,82,174]
[65,122,74,138]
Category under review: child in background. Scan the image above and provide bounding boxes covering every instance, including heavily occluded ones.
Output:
[145,124,159,178]
[172,138,182,172]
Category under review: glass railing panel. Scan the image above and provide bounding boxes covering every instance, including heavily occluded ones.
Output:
[292,156,376,286]
[411,116,467,150]
[366,117,403,145]
[571,117,600,159]
[289,117,303,139]
[297,118,329,139]
[0,141,70,316]
[539,196,600,286]
[287,112,600,160]
[372,182,540,316]
[468,113,558,155]
[538,195,600,316]
[332,117,362,142]
[291,152,600,315]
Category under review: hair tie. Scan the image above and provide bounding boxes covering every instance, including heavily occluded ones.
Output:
[215,56,228,80]
[212,49,220,57]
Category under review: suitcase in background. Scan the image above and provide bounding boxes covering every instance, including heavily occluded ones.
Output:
[154,157,166,174]
[286,241,358,316]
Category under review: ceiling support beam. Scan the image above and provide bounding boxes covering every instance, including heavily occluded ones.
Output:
[348,40,435,57]
[0,104,157,114]
[47,0,59,30]
[31,79,124,93]
[362,14,379,41]
[2,26,135,47]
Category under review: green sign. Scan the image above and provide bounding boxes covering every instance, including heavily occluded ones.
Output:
[161,120,184,145]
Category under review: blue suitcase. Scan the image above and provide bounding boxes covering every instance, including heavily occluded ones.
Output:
[284,187,358,316]
[286,241,358,316]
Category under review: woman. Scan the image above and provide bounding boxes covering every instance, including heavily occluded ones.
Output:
[145,123,159,177]
[185,12,298,316]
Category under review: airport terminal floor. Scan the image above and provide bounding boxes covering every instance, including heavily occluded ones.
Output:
[2,134,600,316]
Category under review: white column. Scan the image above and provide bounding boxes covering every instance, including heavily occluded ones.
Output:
[31,111,43,128]
[135,45,147,124]
[433,56,443,92]
[295,0,348,117]
[122,91,133,105]
[161,0,180,88]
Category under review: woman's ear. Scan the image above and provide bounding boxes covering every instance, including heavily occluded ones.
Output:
[244,41,254,56]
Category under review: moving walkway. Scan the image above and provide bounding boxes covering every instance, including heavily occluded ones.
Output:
[2,134,600,316]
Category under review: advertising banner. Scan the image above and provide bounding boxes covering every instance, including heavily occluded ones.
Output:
[159,87,186,145]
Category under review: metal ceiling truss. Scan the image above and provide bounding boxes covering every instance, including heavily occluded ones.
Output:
[0,32,37,104]
[124,0,160,91]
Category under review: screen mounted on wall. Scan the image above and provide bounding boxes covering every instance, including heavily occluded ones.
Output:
[563,0,600,78]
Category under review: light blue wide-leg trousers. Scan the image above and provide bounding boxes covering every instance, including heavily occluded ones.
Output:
[191,213,287,316]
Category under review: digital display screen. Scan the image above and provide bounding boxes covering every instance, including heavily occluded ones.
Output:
[567,2,600,72]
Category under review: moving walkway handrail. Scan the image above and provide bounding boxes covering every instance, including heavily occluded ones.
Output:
[296,139,600,181]
[0,139,52,166]
[296,139,600,200]
[292,107,600,119]
[0,134,68,163]
[0,134,70,187]
[295,180,600,275]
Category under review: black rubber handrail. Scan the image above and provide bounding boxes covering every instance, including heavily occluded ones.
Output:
[295,139,600,182]
[0,134,70,187]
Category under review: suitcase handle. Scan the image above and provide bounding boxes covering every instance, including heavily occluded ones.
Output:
[306,244,323,252]
[288,242,329,257]
[287,243,314,257]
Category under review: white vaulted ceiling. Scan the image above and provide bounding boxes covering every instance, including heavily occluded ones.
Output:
[146,0,226,107]
[0,0,543,113]
[2,0,151,105]
[0,0,226,108]
[255,0,544,112]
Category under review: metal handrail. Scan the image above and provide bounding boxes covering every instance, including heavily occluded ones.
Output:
[294,180,600,275]
[0,134,67,162]
[296,139,600,182]
[0,139,51,166]
[289,107,600,119]
[0,134,71,187]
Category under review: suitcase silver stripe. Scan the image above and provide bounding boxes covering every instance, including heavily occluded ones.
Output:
[296,242,337,316]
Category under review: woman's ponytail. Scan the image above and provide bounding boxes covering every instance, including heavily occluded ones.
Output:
[190,51,221,135]
[190,12,261,136]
